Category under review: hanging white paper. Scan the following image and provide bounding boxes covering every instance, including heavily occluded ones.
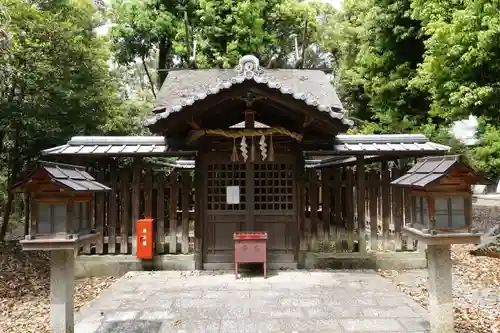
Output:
[226,186,240,204]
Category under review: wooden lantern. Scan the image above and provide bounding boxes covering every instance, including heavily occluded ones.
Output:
[391,155,491,245]
[12,161,110,251]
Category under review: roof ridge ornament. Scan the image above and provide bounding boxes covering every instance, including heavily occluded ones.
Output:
[235,55,264,79]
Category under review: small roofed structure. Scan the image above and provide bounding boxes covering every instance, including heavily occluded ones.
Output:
[391,155,491,245]
[13,161,110,251]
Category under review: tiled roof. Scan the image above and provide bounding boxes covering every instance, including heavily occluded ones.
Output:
[13,161,110,192]
[42,134,450,157]
[333,134,450,154]
[41,136,185,156]
[145,55,352,127]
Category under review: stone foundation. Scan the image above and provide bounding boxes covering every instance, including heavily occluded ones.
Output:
[75,254,195,278]
[302,250,427,270]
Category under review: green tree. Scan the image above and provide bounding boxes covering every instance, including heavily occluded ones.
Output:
[338,0,437,134]
[411,0,500,175]
[0,0,118,240]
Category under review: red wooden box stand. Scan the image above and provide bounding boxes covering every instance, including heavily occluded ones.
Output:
[233,231,268,279]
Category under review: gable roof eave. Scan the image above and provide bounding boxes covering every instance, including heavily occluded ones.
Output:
[145,54,353,130]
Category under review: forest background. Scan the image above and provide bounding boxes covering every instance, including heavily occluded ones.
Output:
[0,0,499,240]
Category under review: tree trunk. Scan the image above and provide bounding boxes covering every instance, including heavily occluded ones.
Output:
[157,38,172,88]
[0,129,22,242]
[141,55,156,98]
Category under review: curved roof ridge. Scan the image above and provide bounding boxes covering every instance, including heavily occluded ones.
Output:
[146,54,353,128]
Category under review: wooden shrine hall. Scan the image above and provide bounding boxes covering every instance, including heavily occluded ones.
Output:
[40,55,450,270]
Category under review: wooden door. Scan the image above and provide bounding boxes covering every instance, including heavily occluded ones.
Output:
[203,153,296,263]
[253,160,295,263]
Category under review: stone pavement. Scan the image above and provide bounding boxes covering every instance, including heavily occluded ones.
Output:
[75,270,430,333]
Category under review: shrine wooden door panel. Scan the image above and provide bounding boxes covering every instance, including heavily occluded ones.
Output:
[203,153,296,264]
[204,161,246,263]
[253,161,295,263]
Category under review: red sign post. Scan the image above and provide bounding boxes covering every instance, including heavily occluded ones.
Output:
[233,231,268,279]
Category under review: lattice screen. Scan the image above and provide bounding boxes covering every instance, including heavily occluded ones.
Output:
[207,163,246,210]
[254,163,294,211]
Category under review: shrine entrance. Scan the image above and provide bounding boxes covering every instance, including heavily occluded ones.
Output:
[203,152,296,265]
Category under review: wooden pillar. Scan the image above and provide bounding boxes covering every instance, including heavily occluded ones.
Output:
[181,171,191,254]
[194,154,204,269]
[310,170,319,249]
[108,163,118,254]
[24,193,30,237]
[369,171,378,251]
[345,168,355,251]
[333,169,342,251]
[144,167,153,218]
[169,170,179,254]
[245,162,255,231]
[95,168,105,254]
[131,158,141,256]
[392,167,404,250]
[321,169,331,242]
[119,170,129,254]
[381,159,391,250]
[83,195,92,254]
[356,156,366,254]
[156,173,165,254]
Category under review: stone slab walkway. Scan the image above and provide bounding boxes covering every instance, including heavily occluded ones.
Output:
[75,270,430,333]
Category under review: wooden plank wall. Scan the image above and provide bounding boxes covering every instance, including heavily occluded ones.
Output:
[81,165,195,255]
[303,162,417,253]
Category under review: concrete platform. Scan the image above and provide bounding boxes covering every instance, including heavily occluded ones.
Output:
[75,270,430,333]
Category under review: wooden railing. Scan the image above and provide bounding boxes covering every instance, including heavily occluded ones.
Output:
[302,165,418,253]
[82,166,195,255]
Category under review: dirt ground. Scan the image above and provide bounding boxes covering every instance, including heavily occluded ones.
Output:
[0,242,115,333]
[379,244,500,333]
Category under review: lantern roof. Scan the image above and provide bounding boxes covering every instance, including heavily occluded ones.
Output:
[391,155,491,188]
[12,161,111,193]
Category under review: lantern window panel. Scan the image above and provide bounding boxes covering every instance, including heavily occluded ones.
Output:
[73,202,91,232]
[435,199,450,229]
[37,203,52,234]
[81,202,90,231]
[451,197,466,228]
[37,203,67,234]
[53,204,66,233]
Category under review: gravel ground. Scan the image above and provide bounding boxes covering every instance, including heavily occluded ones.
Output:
[379,244,500,333]
[0,242,115,333]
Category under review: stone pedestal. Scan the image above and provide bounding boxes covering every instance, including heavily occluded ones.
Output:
[51,250,75,333]
[427,244,454,333]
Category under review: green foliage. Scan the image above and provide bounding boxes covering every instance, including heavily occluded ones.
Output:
[412,0,500,124]
[338,0,433,134]
[109,0,325,70]
[0,0,148,239]
[337,0,500,177]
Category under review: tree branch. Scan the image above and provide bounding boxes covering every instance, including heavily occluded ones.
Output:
[141,55,156,99]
